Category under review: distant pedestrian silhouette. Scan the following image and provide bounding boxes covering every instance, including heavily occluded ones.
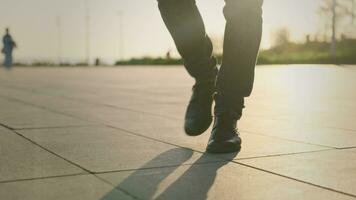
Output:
[2,28,17,69]
[158,0,263,153]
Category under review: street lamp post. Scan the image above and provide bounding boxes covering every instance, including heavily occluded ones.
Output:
[85,0,90,65]
[352,0,355,24]
[330,0,337,59]
[117,10,124,62]
[56,16,62,65]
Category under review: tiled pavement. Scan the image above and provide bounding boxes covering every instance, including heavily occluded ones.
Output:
[0,65,356,200]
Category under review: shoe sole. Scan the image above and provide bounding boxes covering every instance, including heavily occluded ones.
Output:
[184,117,213,136]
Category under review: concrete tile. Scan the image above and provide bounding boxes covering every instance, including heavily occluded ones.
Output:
[239,116,356,148]
[18,126,222,173]
[240,149,356,195]
[0,175,134,200]
[236,132,329,158]
[0,87,93,110]
[0,98,40,116]
[248,66,356,131]
[269,113,356,132]
[0,127,84,182]
[76,109,328,158]
[2,66,356,198]
[98,161,354,200]
[123,103,185,119]
[127,121,328,159]
[0,109,94,129]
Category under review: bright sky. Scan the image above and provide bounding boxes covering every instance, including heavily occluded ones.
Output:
[0,0,325,64]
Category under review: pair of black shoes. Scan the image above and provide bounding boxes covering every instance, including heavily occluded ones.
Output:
[184,81,241,153]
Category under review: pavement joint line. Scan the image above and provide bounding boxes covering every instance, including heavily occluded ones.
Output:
[0,173,88,184]
[5,120,339,170]
[336,146,356,150]
[0,170,141,200]
[93,174,142,200]
[6,127,95,175]
[2,81,356,197]
[241,114,356,135]
[0,95,106,129]
[105,124,346,164]
[0,88,185,140]
[2,77,356,116]
[0,77,167,97]
[1,118,231,185]
[2,118,343,163]
[0,80,185,105]
[98,155,356,199]
[0,83,182,121]
[2,91,199,160]
[0,122,15,130]
[4,82,356,136]
[232,161,356,199]
[4,82,356,147]
[0,95,92,119]
[0,68,356,197]
[0,98,347,161]
[233,148,338,161]
[241,129,337,149]
[4,113,356,198]
[0,85,176,120]
[105,124,208,155]
[0,83,43,94]
[325,126,356,133]
[98,102,181,120]
[2,89,355,183]
[12,124,100,131]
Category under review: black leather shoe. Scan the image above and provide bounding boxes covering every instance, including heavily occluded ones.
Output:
[206,114,241,153]
[184,81,215,136]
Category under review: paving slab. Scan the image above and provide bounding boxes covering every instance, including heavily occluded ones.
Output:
[239,116,356,148]
[98,161,354,200]
[1,66,356,199]
[0,111,93,129]
[121,102,185,120]
[0,106,94,129]
[0,175,134,200]
[18,126,223,173]
[65,108,328,158]
[0,68,191,108]
[0,86,94,110]
[0,98,40,117]
[240,149,356,196]
[246,66,356,131]
[0,126,84,182]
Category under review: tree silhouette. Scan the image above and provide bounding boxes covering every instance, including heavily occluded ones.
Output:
[319,0,355,58]
[272,27,291,47]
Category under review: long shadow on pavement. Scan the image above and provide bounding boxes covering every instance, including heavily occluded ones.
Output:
[100,148,238,200]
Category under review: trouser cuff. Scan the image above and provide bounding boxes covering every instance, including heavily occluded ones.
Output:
[214,92,244,120]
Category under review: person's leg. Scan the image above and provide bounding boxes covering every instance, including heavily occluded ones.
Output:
[9,53,12,68]
[4,53,12,69]
[158,0,218,136]
[157,0,217,81]
[215,0,263,119]
[207,0,263,153]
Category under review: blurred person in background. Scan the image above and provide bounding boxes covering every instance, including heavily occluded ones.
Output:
[158,0,263,153]
[2,28,17,69]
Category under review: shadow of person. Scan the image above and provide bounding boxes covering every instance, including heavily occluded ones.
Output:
[100,148,238,200]
[155,152,238,200]
[100,148,194,199]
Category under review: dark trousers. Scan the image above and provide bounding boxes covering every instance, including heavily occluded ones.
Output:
[158,0,263,118]
[4,52,13,69]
